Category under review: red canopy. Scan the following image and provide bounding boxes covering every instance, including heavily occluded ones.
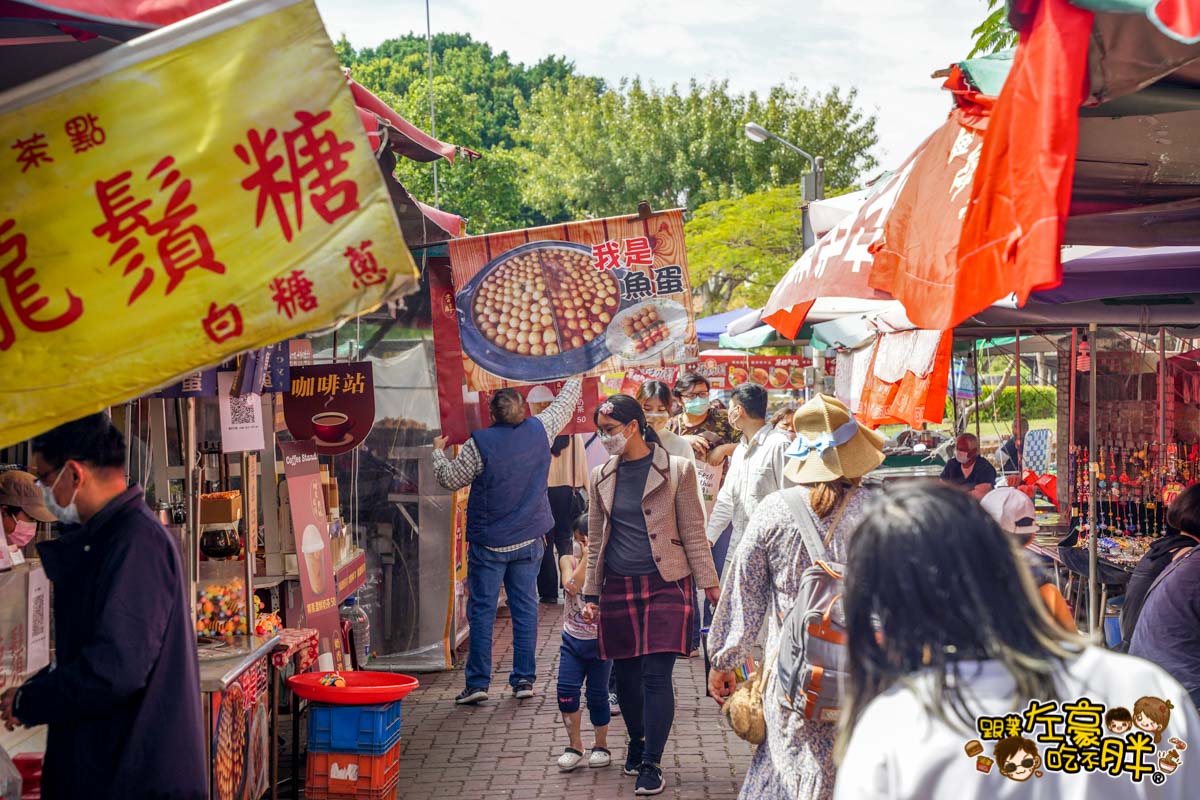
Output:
[955,0,1092,329]
[1,0,223,27]
[762,69,994,338]
[346,74,478,164]
[0,0,229,90]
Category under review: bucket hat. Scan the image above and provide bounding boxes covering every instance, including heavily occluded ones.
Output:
[783,394,885,484]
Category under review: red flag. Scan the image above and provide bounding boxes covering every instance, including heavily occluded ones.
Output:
[867,103,989,330]
[956,0,1094,325]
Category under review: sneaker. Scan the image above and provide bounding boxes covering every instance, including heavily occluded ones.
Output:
[557,748,584,772]
[623,739,645,776]
[589,747,612,768]
[454,687,488,705]
[635,763,665,796]
[609,690,621,717]
[513,682,534,699]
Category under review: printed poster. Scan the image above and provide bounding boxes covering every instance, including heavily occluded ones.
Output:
[26,564,49,674]
[464,378,602,435]
[0,0,416,448]
[218,371,265,453]
[446,210,697,388]
[279,440,343,669]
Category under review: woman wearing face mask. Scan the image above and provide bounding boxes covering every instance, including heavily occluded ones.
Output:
[581,394,719,796]
[637,381,694,463]
[667,373,739,466]
[0,470,56,558]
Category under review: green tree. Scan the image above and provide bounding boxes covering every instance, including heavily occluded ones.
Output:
[337,33,580,232]
[514,78,878,221]
[336,33,878,244]
[969,0,1018,57]
[685,186,806,314]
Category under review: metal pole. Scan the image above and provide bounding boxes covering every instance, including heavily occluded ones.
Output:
[1015,329,1022,473]
[1067,329,1077,515]
[1088,323,1099,635]
[425,0,439,207]
[972,341,982,444]
[183,398,200,606]
[1159,327,1168,534]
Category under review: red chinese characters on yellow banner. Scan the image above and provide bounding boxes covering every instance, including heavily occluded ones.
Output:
[0,0,415,448]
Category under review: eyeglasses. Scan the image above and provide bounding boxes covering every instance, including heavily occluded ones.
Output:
[1001,757,1036,772]
[34,464,64,487]
[678,390,707,399]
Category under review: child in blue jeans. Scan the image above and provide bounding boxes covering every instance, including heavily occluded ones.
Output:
[557,513,612,771]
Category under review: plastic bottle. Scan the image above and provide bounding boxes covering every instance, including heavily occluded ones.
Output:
[340,597,371,666]
[0,748,21,800]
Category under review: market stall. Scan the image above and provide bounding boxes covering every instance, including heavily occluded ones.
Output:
[0,0,472,795]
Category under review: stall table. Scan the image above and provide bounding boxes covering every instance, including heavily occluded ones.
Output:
[269,628,319,800]
[198,634,280,800]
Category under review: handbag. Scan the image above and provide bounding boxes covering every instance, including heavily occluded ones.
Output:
[721,659,772,745]
[717,490,852,744]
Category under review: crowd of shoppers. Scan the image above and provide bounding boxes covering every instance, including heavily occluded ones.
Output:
[429,370,1200,800]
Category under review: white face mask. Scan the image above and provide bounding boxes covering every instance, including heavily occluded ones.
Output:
[644,411,670,432]
[42,466,81,525]
[600,430,629,456]
[956,450,972,465]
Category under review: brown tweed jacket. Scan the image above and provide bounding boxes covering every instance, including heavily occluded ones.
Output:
[583,443,720,596]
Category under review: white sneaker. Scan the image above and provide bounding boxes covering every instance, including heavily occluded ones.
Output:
[558,748,585,772]
[589,748,612,768]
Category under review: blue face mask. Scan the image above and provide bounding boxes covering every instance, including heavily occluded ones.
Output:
[684,397,709,416]
[41,466,81,525]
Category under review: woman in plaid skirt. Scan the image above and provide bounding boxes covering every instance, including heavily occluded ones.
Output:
[581,393,720,796]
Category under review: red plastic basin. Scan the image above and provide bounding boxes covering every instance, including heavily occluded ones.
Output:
[288,671,419,705]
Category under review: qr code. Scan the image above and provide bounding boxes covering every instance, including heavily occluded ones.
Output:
[229,394,256,426]
[31,593,44,637]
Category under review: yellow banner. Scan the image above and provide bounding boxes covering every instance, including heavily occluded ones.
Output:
[0,0,415,447]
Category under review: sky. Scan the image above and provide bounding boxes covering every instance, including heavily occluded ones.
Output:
[314,0,987,168]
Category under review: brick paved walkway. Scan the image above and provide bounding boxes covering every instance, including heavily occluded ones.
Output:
[396,604,752,799]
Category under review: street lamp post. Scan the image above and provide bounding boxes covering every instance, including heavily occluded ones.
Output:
[745,122,825,248]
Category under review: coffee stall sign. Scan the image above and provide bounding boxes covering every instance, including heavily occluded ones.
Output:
[282,362,375,455]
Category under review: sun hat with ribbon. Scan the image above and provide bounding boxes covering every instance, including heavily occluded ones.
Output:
[783,394,886,484]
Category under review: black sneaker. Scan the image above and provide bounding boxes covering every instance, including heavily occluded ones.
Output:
[513,682,534,699]
[623,739,645,776]
[609,691,621,717]
[635,763,665,795]
[454,687,488,705]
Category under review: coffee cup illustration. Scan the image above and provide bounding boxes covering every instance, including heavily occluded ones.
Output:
[311,411,353,443]
[301,524,327,594]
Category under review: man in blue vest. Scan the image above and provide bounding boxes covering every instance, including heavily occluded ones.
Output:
[433,377,582,705]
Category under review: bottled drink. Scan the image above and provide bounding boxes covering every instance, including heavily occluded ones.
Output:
[340,597,371,666]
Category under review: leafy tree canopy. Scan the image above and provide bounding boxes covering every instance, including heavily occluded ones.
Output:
[337,33,879,236]
[969,0,1018,58]
[685,185,807,315]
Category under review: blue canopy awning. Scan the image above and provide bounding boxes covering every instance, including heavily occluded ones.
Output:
[695,307,754,342]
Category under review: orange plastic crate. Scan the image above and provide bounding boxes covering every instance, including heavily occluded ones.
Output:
[305,739,401,799]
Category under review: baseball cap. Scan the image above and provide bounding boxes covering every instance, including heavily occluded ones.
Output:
[981,487,1039,536]
[0,469,57,523]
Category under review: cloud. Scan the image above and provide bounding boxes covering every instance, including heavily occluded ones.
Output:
[316,0,985,166]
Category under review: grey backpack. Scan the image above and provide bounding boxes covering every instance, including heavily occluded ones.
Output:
[774,489,852,724]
